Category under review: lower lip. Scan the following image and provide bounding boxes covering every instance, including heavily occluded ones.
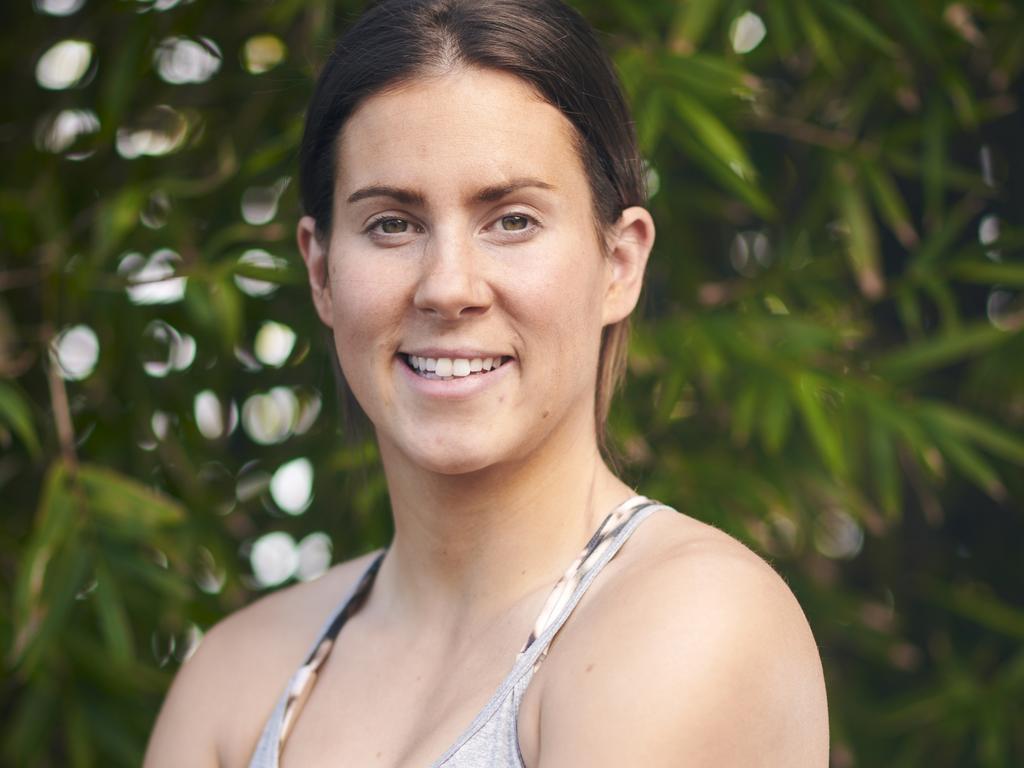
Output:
[395,357,514,400]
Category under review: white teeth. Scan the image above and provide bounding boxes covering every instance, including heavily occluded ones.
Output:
[406,354,506,378]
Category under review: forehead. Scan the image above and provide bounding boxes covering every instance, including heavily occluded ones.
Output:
[335,68,586,198]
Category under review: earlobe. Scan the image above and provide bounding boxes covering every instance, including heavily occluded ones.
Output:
[602,206,655,325]
[297,216,334,327]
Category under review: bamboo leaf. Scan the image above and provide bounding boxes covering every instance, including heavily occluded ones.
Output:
[949,261,1024,287]
[919,402,1024,466]
[731,383,758,445]
[759,380,793,455]
[76,464,185,535]
[876,322,1018,378]
[819,0,900,56]
[835,163,885,299]
[12,462,78,664]
[19,543,92,675]
[933,432,1005,499]
[672,93,757,181]
[93,560,135,662]
[793,0,842,72]
[862,161,919,249]
[793,373,847,478]
[0,380,41,459]
[669,0,725,53]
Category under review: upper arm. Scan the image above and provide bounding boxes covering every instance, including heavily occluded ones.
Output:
[536,542,829,767]
[143,621,231,768]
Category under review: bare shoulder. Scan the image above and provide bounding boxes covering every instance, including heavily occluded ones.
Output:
[143,550,381,768]
[537,509,829,767]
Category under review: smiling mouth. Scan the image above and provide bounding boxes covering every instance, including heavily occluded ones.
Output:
[402,354,511,380]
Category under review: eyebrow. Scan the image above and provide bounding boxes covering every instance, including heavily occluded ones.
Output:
[345,177,556,206]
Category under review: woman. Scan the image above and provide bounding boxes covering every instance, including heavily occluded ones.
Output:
[145,0,829,765]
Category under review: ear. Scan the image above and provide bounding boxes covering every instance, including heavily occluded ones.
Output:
[297,215,334,327]
[602,206,655,325]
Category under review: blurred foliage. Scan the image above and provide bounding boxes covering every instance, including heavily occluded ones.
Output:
[1,0,1022,765]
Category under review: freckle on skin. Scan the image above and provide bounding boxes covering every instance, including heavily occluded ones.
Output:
[542,410,550,419]
[585,663,595,673]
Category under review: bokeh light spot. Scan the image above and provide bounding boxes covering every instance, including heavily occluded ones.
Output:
[271,457,314,515]
[118,249,187,304]
[33,0,87,16]
[242,387,298,445]
[296,532,332,581]
[35,109,100,154]
[254,321,296,368]
[730,12,767,55]
[243,35,286,74]
[250,531,298,587]
[154,36,221,85]
[234,249,288,297]
[52,324,99,381]
[36,39,93,90]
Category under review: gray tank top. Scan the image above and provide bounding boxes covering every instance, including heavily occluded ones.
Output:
[248,495,663,767]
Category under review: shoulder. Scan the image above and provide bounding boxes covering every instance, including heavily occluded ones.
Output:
[536,508,828,766]
[143,550,382,768]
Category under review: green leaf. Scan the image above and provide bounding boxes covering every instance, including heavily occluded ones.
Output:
[793,0,841,72]
[949,261,1024,287]
[0,380,41,459]
[919,402,1024,466]
[819,0,900,57]
[672,93,756,183]
[862,161,918,248]
[876,322,1018,378]
[866,418,902,519]
[759,380,793,455]
[19,542,92,675]
[731,383,758,445]
[669,0,725,53]
[835,163,884,299]
[76,464,185,535]
[793,373,847,478]
[933,432,1005,499]
[93,560,135,662]
[12,462,79,664]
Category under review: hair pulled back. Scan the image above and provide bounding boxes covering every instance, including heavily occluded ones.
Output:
[299,0,647,440]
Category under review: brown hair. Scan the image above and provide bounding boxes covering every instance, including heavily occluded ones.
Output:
[299,0,647,445]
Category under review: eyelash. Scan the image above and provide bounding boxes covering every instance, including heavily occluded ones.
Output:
[363,212,540,241]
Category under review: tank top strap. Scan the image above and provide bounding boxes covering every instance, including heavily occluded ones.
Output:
[277,550,386,749]
[516,496,663,672]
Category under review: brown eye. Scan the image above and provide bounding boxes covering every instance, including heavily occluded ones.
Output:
[380,218,408,234]
[500,214,530,232]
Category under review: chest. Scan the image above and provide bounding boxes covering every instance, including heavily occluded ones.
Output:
[275,617,546,768]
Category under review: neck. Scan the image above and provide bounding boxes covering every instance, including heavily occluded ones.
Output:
[371,417,634,630]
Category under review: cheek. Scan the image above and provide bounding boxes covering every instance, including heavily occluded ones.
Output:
[326,254,406,366]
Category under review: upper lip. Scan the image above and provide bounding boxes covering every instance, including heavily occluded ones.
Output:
[399,348,512,359]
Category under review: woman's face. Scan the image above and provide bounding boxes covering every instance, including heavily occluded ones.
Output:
[300,67,650,476]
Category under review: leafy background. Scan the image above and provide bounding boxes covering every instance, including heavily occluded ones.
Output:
[2,0,1022,765]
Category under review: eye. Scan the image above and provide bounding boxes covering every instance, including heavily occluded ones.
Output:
[500,214,531,232]
[373,217,409,234]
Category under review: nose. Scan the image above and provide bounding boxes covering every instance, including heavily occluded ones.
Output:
[413,229,492,320]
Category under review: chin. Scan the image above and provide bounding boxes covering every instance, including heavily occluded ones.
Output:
[388,431,530,478]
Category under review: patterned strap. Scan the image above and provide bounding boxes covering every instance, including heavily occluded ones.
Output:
[278,550,385,752]
[518,496,656,669]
